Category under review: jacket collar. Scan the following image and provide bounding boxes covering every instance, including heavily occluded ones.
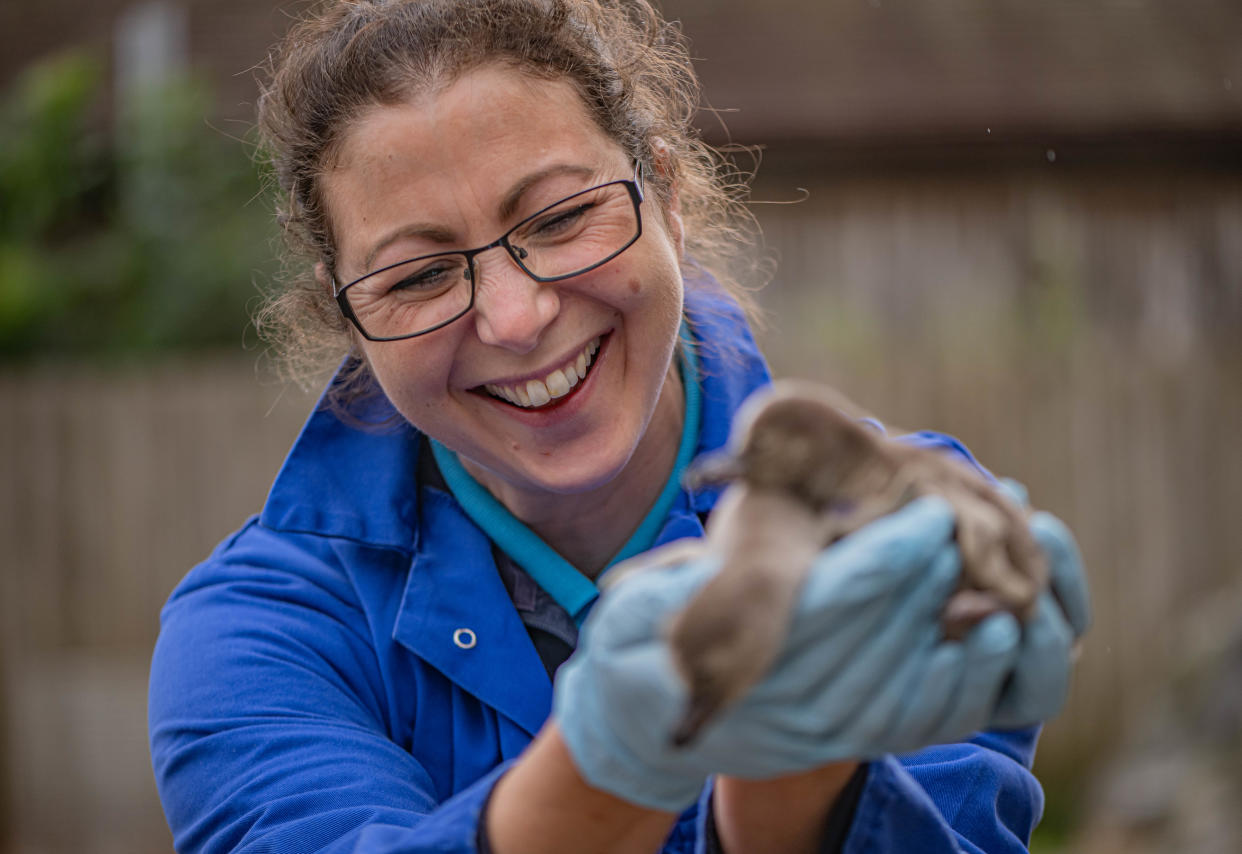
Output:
[681,286,771,514]
[260,386,423,551]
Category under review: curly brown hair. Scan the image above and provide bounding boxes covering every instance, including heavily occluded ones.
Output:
[255,0,764,410]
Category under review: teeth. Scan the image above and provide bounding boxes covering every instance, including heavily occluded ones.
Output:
[486,336,601,409]
[545,369,570,398]
[526,380,551,407]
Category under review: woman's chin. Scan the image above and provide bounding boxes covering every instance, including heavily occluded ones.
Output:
[506,449,633,498]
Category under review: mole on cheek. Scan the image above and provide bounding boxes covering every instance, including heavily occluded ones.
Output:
[628,278,641,295]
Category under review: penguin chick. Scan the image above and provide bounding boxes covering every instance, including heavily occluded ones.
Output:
[665,379,1048,746]
[664,484,830,746]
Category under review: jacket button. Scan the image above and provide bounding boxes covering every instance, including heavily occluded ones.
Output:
[452,628,477,649]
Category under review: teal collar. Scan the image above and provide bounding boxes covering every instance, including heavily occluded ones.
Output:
[430,324,702,624]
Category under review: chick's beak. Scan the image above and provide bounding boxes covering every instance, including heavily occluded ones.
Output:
[683,450,745,491]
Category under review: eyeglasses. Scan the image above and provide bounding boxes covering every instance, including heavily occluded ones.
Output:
[333,162,645,341]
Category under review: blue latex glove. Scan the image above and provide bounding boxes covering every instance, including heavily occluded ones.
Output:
[987,481,1091,729]
[555,497,1023,811]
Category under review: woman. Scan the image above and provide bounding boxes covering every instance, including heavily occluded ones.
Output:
[148,1,1089,852]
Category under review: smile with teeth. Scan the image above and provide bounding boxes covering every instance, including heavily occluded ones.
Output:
[483,337,601,408]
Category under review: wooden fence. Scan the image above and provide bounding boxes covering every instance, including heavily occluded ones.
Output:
[2,165,1239,852]
[0,359,316,854]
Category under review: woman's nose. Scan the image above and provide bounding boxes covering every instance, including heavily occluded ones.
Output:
[470,249,560,353]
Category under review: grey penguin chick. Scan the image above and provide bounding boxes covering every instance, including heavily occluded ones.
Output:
[657,379,1048,747]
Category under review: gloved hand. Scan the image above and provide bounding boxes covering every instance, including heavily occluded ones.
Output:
[987,480,1092,729]
[554,497,1023,811]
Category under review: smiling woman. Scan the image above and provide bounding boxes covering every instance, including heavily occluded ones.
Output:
[322,67,687,558]
[147,2,1088,854]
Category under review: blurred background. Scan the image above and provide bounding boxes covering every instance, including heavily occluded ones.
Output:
[1,0,1240,851]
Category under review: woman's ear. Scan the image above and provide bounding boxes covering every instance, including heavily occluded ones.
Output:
[315,261,333,295]
[649,138,685,257]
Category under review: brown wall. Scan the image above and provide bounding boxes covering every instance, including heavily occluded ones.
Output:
[0,0,299,122]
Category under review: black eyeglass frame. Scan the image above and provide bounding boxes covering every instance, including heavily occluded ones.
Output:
[332,162,646,342]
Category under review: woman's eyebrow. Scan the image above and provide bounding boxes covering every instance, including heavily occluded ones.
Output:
[363,223,457,273]
[498,163,597,221]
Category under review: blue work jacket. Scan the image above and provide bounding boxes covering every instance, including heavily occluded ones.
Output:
[149,284,1046,853]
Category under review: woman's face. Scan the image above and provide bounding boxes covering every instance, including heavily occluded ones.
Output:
[322,65,686,502]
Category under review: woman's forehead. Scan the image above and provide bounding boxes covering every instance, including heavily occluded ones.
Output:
[322,65,631,266]
[333,65,621,175]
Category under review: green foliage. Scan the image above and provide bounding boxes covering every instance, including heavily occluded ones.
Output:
[0,51,278,359]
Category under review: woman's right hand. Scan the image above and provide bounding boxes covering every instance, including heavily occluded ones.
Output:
[554,497,1024,812]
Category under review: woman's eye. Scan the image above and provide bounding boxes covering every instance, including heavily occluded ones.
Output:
[390,264,457,294]
[533,204,591,237]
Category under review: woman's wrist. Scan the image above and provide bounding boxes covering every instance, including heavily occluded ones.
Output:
[486,723,681,854]
[712,761,862,854]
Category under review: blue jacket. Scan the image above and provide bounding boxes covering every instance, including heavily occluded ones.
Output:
[149,285,1045,853]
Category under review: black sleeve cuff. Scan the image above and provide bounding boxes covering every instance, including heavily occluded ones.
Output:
[819,763,869,853]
